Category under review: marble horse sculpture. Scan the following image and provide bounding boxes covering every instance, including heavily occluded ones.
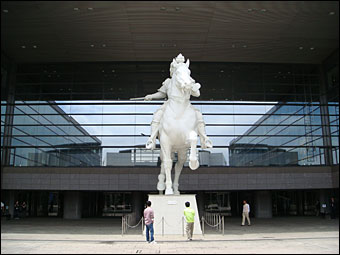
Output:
[133,54,213,195]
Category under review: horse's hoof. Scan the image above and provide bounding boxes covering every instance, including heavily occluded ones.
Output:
[157,182,165,191]
[189,160,199,170]
[205,139,213,148]
[165,188,174,195]
[145,140,155,150]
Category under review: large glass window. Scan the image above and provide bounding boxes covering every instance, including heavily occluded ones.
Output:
[1,62,338,167]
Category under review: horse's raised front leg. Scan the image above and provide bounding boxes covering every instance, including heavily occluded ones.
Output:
[188,131,199,170]
[173,149,187,195]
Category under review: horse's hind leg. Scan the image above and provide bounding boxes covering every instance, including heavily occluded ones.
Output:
[157,151,165,194]
[173,149,187,195]
[164,158,173,195]
[160,141,174,195]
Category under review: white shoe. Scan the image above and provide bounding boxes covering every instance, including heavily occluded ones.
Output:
[150,240,157,244]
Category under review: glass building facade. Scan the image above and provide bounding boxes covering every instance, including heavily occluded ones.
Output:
[1,54,338,219]
[1,62,338,168]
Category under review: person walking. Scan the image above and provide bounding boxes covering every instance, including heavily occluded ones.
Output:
[241,200,251,226]
[315,200,320,217]
[184,201,195,241]
[143,201,156,244]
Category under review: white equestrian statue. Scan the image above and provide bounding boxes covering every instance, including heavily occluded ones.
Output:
[142,53,213,195]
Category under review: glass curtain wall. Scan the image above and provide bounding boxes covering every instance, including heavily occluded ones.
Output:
[1,62,338,167]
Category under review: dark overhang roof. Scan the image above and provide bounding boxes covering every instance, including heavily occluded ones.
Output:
[1,1,339,64]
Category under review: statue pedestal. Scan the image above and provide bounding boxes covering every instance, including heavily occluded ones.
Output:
[146,194,202,235]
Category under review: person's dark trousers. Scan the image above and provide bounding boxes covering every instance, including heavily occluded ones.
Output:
[146,223,154,242]
[331,209,336,219]
[14,209,19,219]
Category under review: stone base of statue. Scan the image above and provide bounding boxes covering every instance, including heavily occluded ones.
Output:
[145,194,202,235]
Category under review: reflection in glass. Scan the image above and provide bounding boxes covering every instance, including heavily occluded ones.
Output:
[4,100,338,167]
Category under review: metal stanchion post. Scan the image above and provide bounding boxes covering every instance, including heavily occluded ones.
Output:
[142,217,144,236]
[182,216,184,236]
[222,216,224,236]
[202,216,205,236]
[162,217,164,236]
[124,216,127,234]
[219,215,221,232]
[123,216,126,234]
[121,216,123,236]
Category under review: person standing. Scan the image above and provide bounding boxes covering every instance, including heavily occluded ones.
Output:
[241,200,251,226]
[143,201,156,243]
[14,201,20,219]
[330,197,336,219]
[1,202,4,217]
[184,201,195,241]
[21,201,27,218]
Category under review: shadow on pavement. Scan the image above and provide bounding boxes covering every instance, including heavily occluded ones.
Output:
[1,216,338,236]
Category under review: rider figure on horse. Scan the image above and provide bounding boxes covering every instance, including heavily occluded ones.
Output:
[144,53,213,150]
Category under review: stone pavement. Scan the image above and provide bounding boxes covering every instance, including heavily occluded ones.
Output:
[1,217,339,254]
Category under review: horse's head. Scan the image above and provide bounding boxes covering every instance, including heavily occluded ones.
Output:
[172,60,195,90]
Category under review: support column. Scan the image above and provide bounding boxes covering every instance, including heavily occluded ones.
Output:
[132,191,143,225]
[63,191,82,219]
[319,189,328,216]
[319,65,333,165]
[8,190,15,219]
[254,191,272,218]
[1,62,16,190]
[297,191,304,216]
[197,191,205,218]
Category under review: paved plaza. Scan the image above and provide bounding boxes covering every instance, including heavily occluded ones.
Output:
[1,217,339,254]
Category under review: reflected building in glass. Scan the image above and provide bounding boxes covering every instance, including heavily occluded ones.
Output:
[229,103,324,166]
[11,101,102,167]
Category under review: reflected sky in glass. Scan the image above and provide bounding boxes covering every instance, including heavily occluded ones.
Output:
[57,100,277,165]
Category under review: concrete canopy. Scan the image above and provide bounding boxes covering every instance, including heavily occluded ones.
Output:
[1,1,339,63]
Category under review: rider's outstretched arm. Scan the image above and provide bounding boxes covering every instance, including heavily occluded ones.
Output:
[145,91,167,101]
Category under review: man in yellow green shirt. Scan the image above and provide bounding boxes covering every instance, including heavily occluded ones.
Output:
[184,201,195,240]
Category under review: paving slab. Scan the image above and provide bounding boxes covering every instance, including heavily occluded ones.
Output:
[1,217,339,254]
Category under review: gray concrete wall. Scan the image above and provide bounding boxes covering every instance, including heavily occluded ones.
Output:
[2,166,336,191]
[331,165,339,188]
